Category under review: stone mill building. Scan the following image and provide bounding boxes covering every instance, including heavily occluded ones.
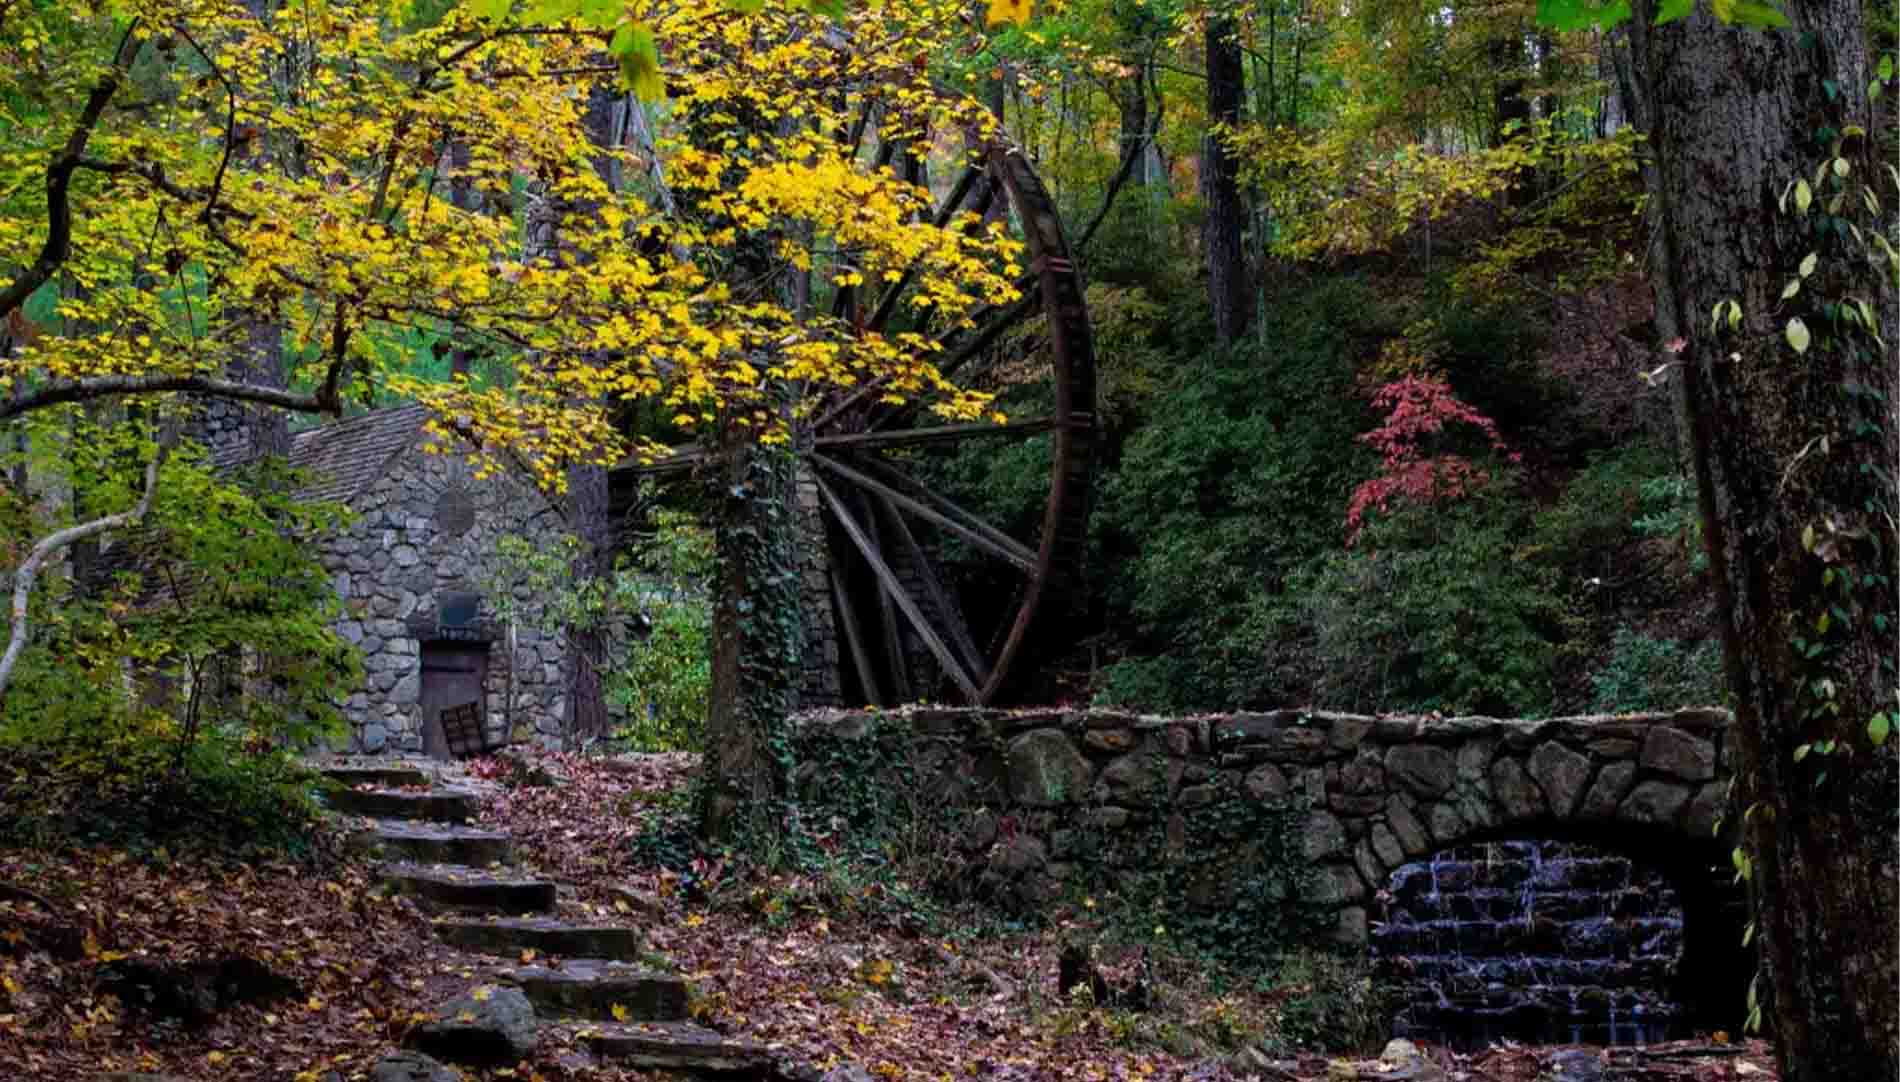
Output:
[265,405,573,755]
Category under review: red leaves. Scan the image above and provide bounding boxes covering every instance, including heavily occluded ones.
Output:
[1345,374,1519,543]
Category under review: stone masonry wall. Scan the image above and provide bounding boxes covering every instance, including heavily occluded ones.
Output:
[791,706,1735,951]
[318,447,571,752]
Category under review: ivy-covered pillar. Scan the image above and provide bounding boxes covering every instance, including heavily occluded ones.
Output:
[699,417,802,844]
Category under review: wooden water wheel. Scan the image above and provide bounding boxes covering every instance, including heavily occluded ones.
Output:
[613,142,1097,707]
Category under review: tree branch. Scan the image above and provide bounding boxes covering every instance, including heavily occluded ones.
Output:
[0,432,171,703]
[0,22,143,320]
[0,374,336,422]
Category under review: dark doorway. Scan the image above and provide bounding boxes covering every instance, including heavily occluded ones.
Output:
[420,643,489,759]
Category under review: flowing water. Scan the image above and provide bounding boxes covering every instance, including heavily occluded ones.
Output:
[1371,841,1687,1051]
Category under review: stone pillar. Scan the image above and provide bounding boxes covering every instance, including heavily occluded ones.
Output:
[795,466,841,708]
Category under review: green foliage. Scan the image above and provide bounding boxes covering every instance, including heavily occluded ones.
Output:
[1588,627,1726,712]
[1254,950,1389,1054]
[482,509,714,752]
[1273,490,1565,716]
[1085,776,1321,968]
[1529,442,1677,570]
[1091,281,1381,711]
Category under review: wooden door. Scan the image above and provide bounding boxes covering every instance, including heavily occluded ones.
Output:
[419,644,488,759]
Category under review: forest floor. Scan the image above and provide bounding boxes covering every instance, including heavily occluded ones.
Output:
[0,749,1779,1082]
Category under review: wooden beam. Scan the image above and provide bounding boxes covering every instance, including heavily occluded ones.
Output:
[811,453,1037,573]
[830,565,885,708]
[812,417,1058,452]
[873,491,990,685]
[815,476,982,702]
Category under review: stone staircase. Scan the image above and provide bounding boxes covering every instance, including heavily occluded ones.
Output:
[317,759,777,1077]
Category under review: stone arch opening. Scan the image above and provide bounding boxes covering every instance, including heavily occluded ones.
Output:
[1369,821,1749,1048]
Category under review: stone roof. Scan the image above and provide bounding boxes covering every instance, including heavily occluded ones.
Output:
[283,404,432,505]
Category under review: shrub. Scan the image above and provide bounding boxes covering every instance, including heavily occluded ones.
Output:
[1256,950,1389,1054]
[1589,627,1726,712]
[1273,491,1565,716]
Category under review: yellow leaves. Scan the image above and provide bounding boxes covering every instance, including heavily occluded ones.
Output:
[472,985,494,1001]
[611,1002,631,1021]
[986,0,1033,26]
[205,1051,227,1066]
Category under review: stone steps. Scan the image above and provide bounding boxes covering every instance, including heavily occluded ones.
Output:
[493,960,689,1021]
[434,917,643,960]
[381,863,557,913]
[571,1020,775,1074]
[321,763,432,789]
[358,819,513,866]
[329,787,478,823]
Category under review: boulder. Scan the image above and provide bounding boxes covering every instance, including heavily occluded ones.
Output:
[1620,780,1692,825]
[370,1051,464,1082]
[1491,757,1545,820]
[407,985,538,1066]
[1580,761,1637,821]
[1302,811,1348,860]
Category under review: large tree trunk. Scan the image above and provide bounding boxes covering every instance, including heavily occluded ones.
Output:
[1202,11,1251,344]
[1627,1,1898,1077]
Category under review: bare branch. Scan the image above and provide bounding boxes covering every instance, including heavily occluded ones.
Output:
[0,374,336,422]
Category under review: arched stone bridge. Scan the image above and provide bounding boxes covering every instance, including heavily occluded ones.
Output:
[793,705,1746,1026]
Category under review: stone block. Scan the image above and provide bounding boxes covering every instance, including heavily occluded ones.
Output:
[1528,741,1593,819]
[1096,748,1171,805]
[1386,796,1430,856]
[1640,726,1716,781]
[1370,821,1405,869]
[1302,811,1347,860]
[1580,761,1637,821]
[1683,780,1727,839]
[1330,906,1370,948]
[1386,745,1456,798]
[1238,760,1284,802]
[1302,863,1366,905]
[1619,780,1692,825]
[1006,729,1093,807]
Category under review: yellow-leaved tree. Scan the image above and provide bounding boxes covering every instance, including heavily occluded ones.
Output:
[0,0,1027,837]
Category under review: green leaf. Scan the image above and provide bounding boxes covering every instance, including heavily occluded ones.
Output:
[1871,711,1892,747]
[468,0,512,21]
[1794,742,1811,762]
[612,22,665,102]
[1712,0,1790,28]
[1879,54,1895,82]
[1536,0,1632,30]
[727,0,767,10]
[1786,317,1811,353]
[1799,252,1818,277]
[1795,178,1813,213]
[1652,0,1692,22]
[1781,278,1801,300]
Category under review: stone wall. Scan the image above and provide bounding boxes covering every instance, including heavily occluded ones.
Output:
[317,446,571,752]
[790,705,1737,953]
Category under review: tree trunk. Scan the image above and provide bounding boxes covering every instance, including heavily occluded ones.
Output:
[699,421,800,843]
[1202,11,1251,344]
[1627,1,1898,1077]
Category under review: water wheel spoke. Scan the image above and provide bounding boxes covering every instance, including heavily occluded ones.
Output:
[871,491,990,685]
[814,475,983,701]
[829,565,885,707]
[812,417,1058,453]
[810,453,1037,574]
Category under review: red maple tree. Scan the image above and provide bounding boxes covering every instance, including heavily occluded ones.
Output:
[1345,374,1519,543]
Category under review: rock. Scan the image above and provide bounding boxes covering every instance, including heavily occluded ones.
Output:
[1528,741,1593,818]
[433,918,642,961]
[1329,906,1369,948]
[1246,763,1290,802]
[577,1020,775,1073]
[1620,780,1692,825]
[961,808,998,851]
[1371,1038,1448,1082]
[370,1050,464,1082]
[1386,745,1456,798]
[1640,726,1716,781]
[1353,840,1386,893]
[1302,810,1348,859]
[1683,780,1728,838]
[1006,729,1094,806]
[1385,796,1430,856]
[1369,822,1404,869]
[1302,864,1366,905]
[1539,1048,1605,1082]
[1426,802,1464,845]
[1082,727,1138,753]
[988,834,1048,877]
[1096,749,1172,804]
[1491,757,1545,820]
[609,884,666,918]
[496,961,688,1021]
[98,954,298,1024]
[1580,760,1637,820]
[407,985,537,1066]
